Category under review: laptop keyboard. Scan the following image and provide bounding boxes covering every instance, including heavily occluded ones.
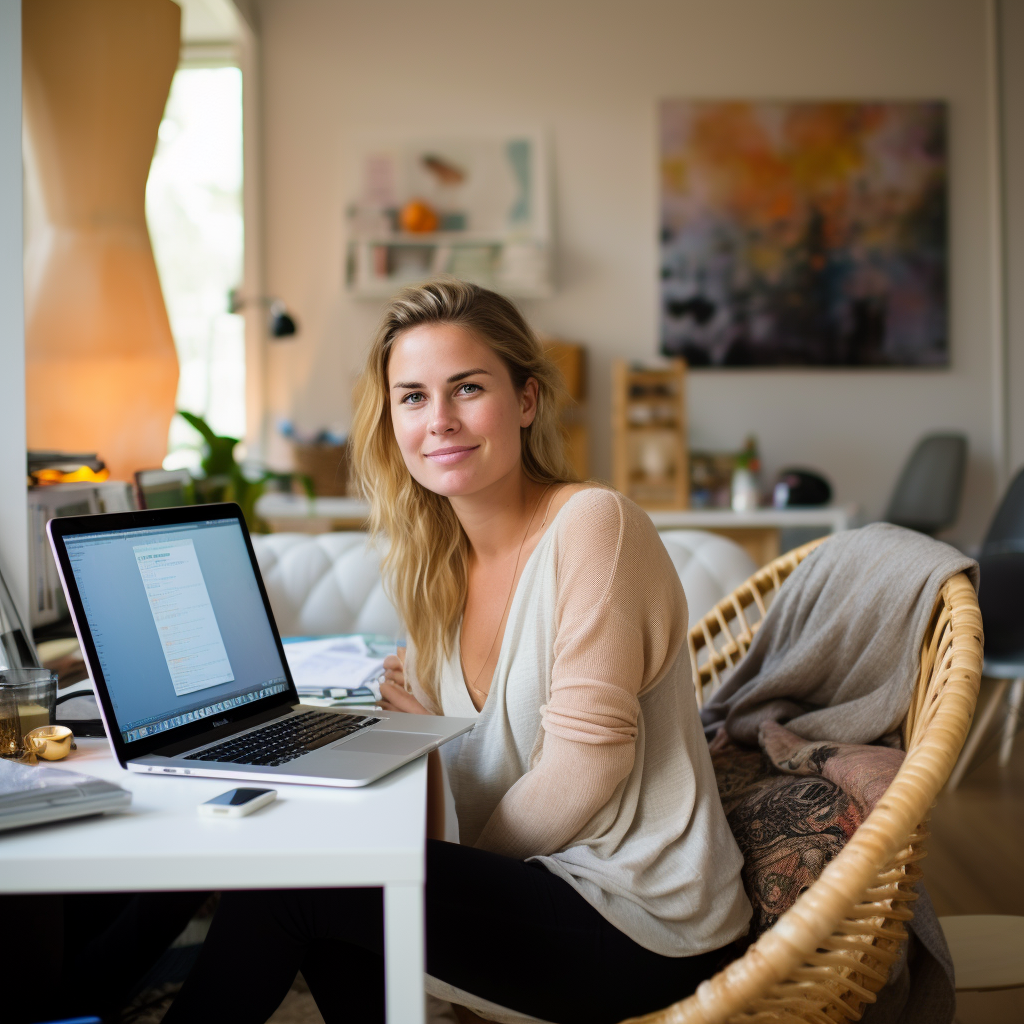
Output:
[184,710,382,768]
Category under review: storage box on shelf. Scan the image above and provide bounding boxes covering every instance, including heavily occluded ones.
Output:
[612,359,689,510]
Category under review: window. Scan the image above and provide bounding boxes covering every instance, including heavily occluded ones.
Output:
[146,66,245,463]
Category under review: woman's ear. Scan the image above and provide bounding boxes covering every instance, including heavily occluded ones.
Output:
[519,377,539,428]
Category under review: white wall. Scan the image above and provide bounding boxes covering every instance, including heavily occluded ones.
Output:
[256,0,1004,547]
[0,0,28,620]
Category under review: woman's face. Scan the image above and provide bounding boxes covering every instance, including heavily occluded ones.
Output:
[387,323,538,499]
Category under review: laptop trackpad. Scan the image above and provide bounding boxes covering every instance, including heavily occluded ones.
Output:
[334,731,435,756]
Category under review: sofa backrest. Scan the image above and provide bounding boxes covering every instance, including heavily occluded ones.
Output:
[251,532,401,638]
[251,529,758,640]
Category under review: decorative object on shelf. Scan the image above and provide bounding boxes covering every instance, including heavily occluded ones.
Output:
[660,100,948,367]
[23,0,181,481]
[689,451,738,509]
[399,199,440,234]
[345,135,552,298]
[730,435,762,511]
[612,359,689,510]
[541,340,588,480]
[773,469,833,508]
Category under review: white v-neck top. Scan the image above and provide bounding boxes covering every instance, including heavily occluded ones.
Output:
[409,488,750,956]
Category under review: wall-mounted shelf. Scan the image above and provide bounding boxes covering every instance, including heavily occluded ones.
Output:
[346,235,552,299]
[344,134,552,300]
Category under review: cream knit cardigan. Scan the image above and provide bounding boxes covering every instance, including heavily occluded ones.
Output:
[410,488,751,956]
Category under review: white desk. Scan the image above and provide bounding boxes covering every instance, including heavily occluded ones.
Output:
[0,739,428,1024]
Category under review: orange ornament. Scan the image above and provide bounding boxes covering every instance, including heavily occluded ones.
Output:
[400,199,440,234]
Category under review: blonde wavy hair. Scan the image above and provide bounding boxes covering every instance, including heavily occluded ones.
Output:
[350,278,576,707]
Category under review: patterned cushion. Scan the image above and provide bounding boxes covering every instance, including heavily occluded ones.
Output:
[709,725,904,936]
[758,721,905,814]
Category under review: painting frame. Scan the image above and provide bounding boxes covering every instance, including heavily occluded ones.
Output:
[659,99,949,368]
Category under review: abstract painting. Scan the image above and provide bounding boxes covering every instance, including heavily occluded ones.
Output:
[660,101,948,367]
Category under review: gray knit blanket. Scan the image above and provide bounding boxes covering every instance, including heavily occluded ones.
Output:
[700,522,978,1024]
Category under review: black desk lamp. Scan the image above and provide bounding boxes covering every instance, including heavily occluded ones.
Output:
[228,289,298,339]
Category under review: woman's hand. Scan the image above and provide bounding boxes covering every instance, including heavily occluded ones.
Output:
[379,649,430,715]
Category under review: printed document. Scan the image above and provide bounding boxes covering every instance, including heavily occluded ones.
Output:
[134,537,235,696]
[284,636,385,697]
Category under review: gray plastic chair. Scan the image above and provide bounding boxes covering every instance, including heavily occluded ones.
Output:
[948,465,1024,788]
[885,433,968,535]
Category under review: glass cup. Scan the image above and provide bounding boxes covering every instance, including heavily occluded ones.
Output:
[0,668,58,759]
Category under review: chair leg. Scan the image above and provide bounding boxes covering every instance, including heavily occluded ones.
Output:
[998,677,1024,768]
[947,678,1010,791]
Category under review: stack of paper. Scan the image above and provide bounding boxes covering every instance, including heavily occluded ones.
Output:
[283,635,389,705]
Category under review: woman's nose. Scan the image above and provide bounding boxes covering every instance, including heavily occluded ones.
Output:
[429,398,458,435]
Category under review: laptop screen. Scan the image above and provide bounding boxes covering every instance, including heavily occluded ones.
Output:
[64,518,290,746]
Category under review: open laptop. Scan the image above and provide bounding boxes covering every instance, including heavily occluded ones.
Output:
[47,503,474,787]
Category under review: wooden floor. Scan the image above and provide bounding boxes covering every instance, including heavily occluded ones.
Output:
[925,678,1024,1024]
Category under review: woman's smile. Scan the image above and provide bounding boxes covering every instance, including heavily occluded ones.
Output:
[424,444,480,464]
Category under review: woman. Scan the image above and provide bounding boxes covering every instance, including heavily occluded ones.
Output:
[165,279,750,1024]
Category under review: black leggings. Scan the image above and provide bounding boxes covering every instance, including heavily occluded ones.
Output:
[164,839,741,1024]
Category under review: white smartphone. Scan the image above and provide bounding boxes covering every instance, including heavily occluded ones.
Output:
[198,787,277,818]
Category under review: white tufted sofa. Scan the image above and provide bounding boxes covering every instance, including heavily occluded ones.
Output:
[250,529,756,639]
[251,532,401,638]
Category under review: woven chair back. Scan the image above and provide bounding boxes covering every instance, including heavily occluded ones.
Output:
[624,536,983,1024]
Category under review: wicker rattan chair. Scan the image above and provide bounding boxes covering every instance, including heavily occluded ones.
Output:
[624,538,984,1024]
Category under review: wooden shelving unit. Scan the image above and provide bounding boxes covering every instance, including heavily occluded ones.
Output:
[612,359,688,509]
[543,339,588,479]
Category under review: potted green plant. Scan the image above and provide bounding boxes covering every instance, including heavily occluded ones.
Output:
[177,410,313,532]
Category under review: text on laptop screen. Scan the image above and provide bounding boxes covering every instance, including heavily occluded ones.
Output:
[65,520,289,744]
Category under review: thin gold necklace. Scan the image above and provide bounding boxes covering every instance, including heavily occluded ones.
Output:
[464,483,559,701]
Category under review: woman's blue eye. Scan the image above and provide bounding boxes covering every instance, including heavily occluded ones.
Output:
[401,392,425,405]
[457,383,482,395]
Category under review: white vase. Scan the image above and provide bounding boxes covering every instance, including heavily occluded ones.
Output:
[731,467,759,511]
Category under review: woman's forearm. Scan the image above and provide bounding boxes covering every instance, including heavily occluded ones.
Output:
[473,734,635,858]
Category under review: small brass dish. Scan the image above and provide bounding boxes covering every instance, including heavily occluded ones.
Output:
[25,725,76,761]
